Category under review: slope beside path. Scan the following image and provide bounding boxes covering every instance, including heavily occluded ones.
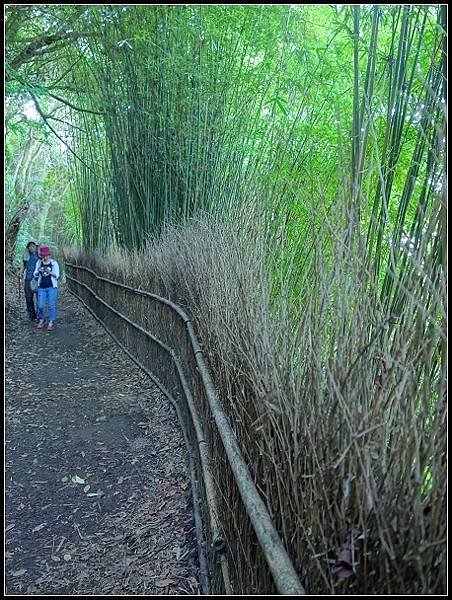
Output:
[5,276,200,595]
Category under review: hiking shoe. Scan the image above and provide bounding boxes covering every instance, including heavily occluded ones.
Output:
[37,319,45,329]
[47,321,55,331]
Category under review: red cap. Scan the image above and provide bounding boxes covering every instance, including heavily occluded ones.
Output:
[39,246,51,256]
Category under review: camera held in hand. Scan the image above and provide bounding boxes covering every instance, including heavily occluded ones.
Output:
[40,266,52,277]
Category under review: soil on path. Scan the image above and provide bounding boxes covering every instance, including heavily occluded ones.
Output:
[5,277,200,595]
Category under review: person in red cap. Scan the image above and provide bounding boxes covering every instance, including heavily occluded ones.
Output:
[33,247,60,331]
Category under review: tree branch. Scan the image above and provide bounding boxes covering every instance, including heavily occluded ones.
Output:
[29,91,100,175]
[46,91,106,116]
[10,31,90,70]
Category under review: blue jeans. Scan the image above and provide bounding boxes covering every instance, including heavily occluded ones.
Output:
[38,287,58,321]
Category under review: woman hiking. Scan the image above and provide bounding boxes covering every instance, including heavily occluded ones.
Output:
[33,246,60,331]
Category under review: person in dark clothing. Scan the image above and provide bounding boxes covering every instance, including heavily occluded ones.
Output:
[22,241,39,320]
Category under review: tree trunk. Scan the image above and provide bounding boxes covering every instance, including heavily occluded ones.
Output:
[5,205,29,264]
[6,132,43,263]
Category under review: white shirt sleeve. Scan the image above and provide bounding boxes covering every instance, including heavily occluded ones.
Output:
[51,260,60,280]
[33,260,41,279]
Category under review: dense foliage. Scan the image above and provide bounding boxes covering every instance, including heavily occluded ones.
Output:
[5,4,447,595]
[6,6,446,296]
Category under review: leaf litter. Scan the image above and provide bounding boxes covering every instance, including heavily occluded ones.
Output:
[5,280,200,595]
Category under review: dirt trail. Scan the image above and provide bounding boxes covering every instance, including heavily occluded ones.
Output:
[5,278,200,595]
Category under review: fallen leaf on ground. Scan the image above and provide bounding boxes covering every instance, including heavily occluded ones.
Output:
[155,579,175,587]
[71,475,85,485]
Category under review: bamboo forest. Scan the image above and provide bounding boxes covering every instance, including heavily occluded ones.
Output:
[5,4,447,596]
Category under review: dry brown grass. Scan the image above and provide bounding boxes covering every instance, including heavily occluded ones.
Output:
[64,206,446,594]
